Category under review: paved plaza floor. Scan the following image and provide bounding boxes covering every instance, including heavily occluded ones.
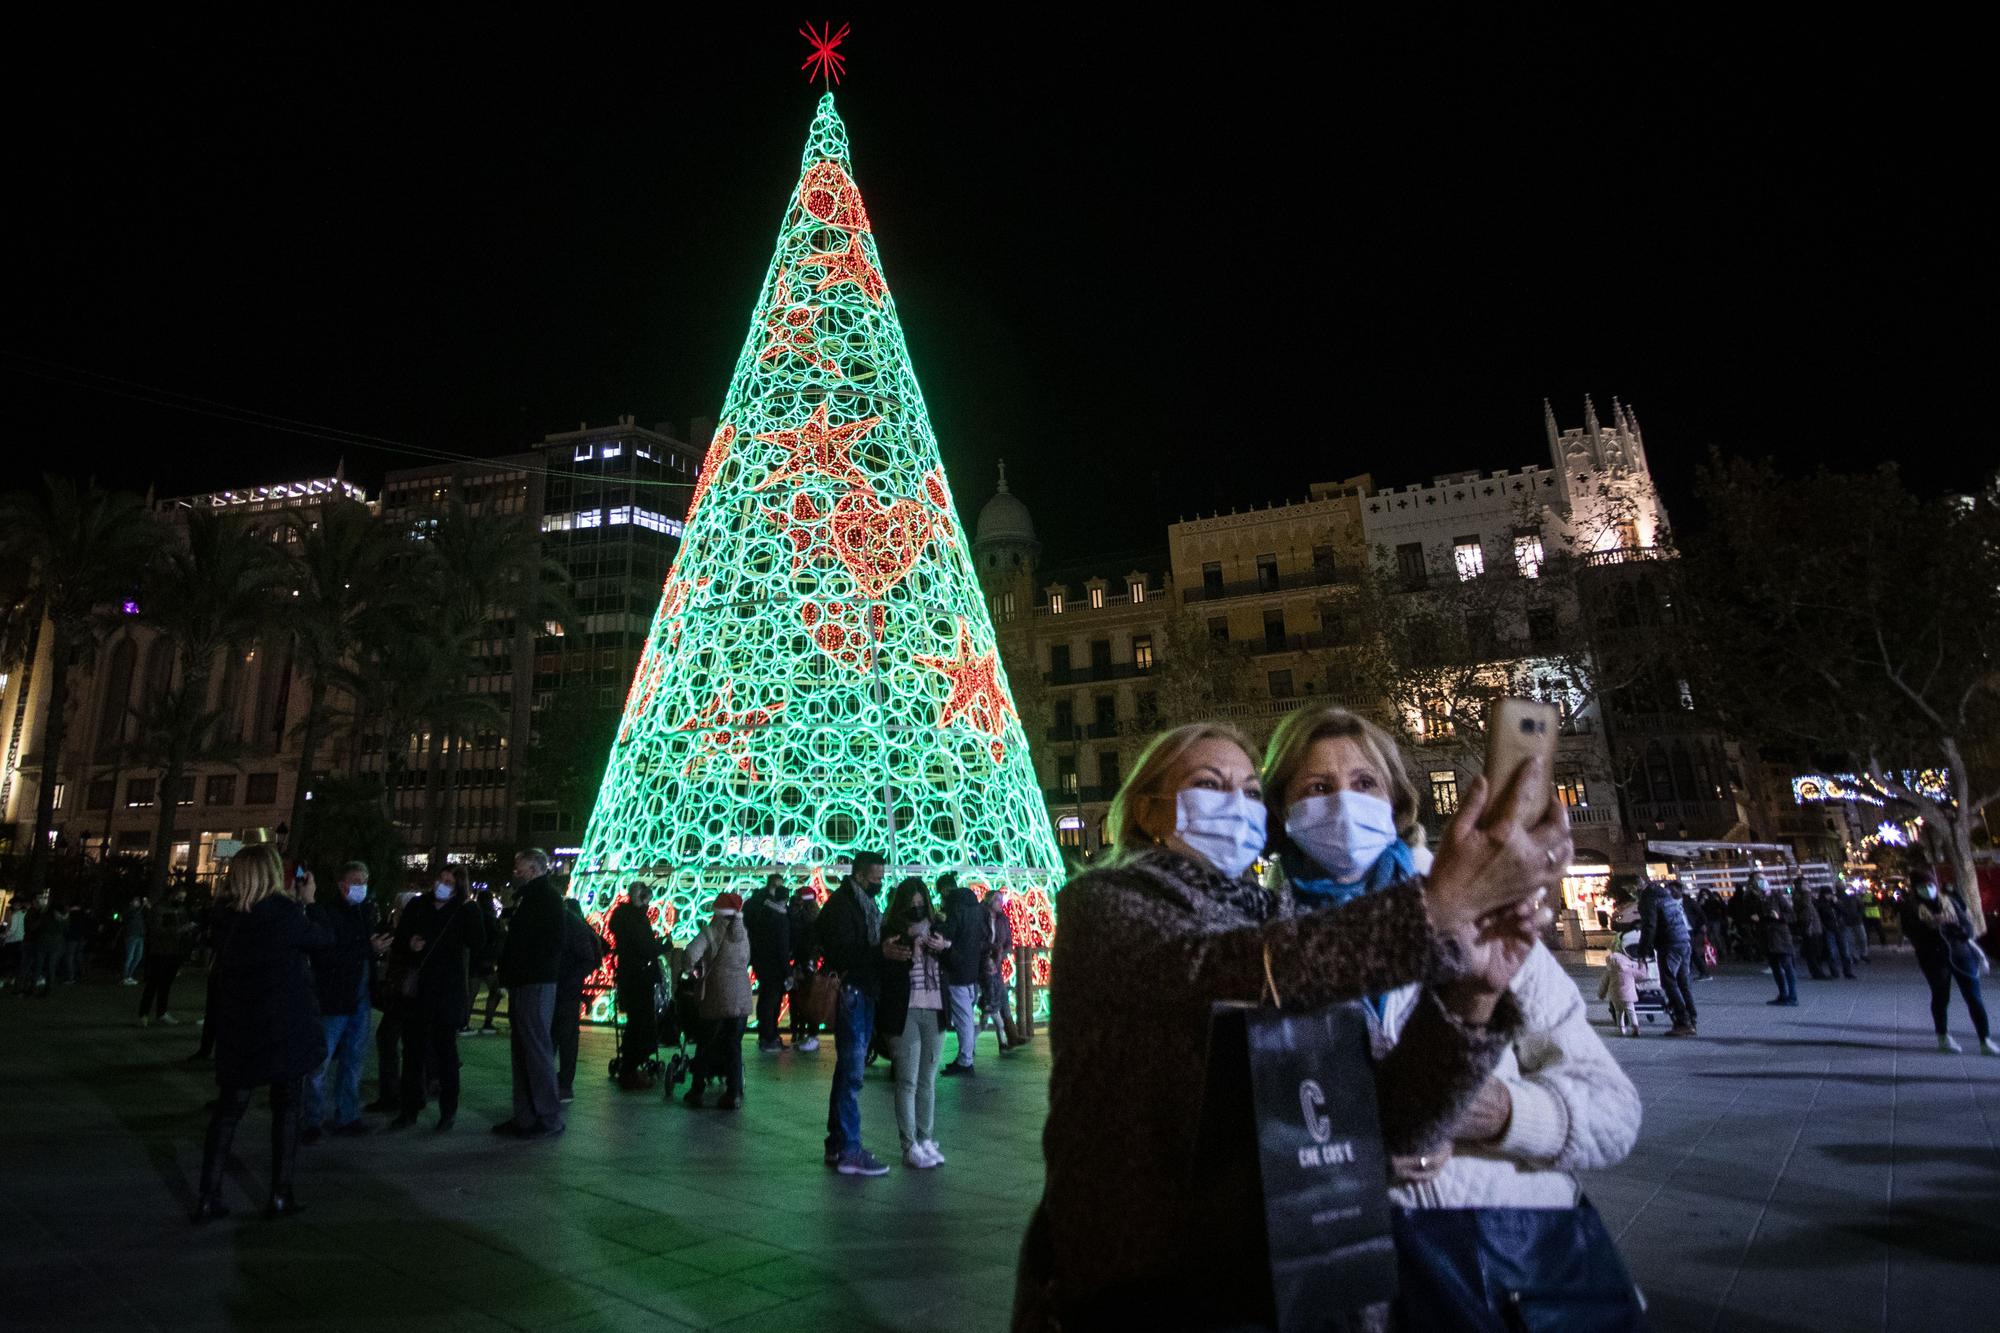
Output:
[3,949,1998,1331]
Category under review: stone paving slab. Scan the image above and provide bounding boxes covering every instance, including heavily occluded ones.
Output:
[3,949,1997,1330]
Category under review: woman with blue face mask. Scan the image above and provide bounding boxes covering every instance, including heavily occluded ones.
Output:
[1017,719,1571,1331]
[1263,707,1639,1216]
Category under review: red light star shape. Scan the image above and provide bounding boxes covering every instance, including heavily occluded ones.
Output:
[800,20,850,87]
[677,685,785,782]
[752,402,881,493]
[804,233,887,306]
[915,619,1016,762]
[758,271,843,377]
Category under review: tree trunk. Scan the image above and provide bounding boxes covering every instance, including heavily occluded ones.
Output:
[286,678,329,864]
[420,725,450,870]
[24,624,74,894]
[430,731,467,871]
[149,734,186,898]
[1942,738,1987,940]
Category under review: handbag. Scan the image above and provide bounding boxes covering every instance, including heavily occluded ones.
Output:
[801,968,841,1026]
[1188,947,1398,1331]
[1700,938,1719,972]
[1392,1199,1646,1332]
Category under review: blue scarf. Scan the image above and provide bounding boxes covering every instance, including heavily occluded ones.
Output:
[1283,840,1419,1019]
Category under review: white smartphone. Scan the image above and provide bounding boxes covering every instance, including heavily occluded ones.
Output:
[1485,697,1560,826]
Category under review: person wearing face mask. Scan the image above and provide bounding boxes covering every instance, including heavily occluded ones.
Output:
[981,888,1019,1050]
[303,862,388,1140]
[1899,869,1996,1054]
[1264,707,1639,1212]
[818,851,903,1177]
[388,868,488,1131]
[1014,720,1572,1330]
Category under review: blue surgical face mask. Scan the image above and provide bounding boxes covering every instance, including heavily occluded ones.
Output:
[434,883,455,901]
[1285,791,1398,884]
[1174,787,1267,880]
[344,884,368,906]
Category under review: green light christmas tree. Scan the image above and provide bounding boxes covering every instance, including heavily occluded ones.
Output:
[570,91,1062,967]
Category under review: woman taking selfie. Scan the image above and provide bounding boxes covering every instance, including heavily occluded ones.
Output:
[1263,707,1639,1210]
[877,877,952,1169]
[1013,720,1570,1329]
[192,846,332,1221]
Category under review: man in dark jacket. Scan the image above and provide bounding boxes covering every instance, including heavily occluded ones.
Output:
[607,883,663,1089]
[788,887,823,1051]
[304,861,382,1139]
[1637,877,1697,1037]
[553,899,604,1102]
[938,873,989,1075]
[1746,874,1800,1006]
[747,875,793,1052]
[493,850,565,1137]
[1815,888,1855,978]
[820,851,902,1177]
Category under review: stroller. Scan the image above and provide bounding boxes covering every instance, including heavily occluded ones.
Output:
[607,974,667,1086]
[654,964,701,1097]
[1616,927,1668,1027]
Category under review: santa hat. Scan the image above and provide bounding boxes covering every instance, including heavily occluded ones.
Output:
[714,893,744,916]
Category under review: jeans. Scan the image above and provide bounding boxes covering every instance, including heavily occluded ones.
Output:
[305,1007,371,1127]
[1849,923,1869,961]
[889,1006,941,1151]
[1923,947,1991,1041]
[123,937,145,981]
[1657,943,1697,1028]
[507,983,561,1129]
[1824,922,1855,977]
[946,983,978,1066]
[697,1015,746,1096]
[825,985,875,1156]
[1768,950,1798,1003]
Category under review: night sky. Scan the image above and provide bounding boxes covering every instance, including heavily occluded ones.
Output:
[2,12,1981,559]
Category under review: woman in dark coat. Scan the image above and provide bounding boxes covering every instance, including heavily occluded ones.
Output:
[193,846,332,1222]
[389,868,488,1131]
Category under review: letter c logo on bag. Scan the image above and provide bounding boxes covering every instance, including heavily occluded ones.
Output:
[1299,1079,1331,1144]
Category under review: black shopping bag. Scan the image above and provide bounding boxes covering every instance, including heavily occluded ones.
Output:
[1193,995,1398,1332]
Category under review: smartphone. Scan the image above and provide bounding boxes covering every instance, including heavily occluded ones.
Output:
[1484,697,1560,826]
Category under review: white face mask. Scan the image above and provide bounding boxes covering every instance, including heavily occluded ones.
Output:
[1174,787,1267,880]
[1285,791,1398,883]
[344,884,368,905]
[434,884,455,901]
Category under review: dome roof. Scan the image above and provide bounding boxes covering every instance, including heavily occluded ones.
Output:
[973,461,1037,549]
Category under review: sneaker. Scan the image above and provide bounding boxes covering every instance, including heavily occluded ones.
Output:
[941,1061,974,1078]
[921,1140,946,1165]
[758,1040,784,1054]
[824,1147,842,1168]
[122,977,139,986]
[138,1016,152,1028]
[799,1037,820,1053]
[902,1144,936,1170]
[837,1148,890,1177]
[1939,1034,1964,1053]
[559,1088,575,1103]
[476,1026,499,1037]
[1982,1038,2000,1056]
[157,1013,181,1026]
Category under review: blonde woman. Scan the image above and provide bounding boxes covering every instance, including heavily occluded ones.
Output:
[1262,706,1640,1211]
[1015,720,1570,1330]
[191,846,332,1222]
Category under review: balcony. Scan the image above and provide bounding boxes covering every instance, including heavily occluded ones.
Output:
[1580,546,1670,568]
[1044,786,1112,805]
[1033,587,1165,618]
[1182,567,1355,605]
[1565,804,1618,826]
[1248,629,1351,657]
[1045,661,1153,686]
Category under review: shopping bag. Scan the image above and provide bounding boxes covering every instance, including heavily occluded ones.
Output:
[1391,1199,1646,1332]
[1191,966,1397,1331]
[801,969,841,1026]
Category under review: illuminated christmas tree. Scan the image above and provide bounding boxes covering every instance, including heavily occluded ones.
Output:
[570,91,1063,964]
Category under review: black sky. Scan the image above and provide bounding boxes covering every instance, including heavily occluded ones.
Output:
[2,11,1984,558]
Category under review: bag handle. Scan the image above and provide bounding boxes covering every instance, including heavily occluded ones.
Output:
[1260,942,1281,1009]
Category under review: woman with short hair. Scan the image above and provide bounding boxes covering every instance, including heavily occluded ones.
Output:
[192,846,332,1221]
[1015,719,1569,1328]
[1263,705,1640,1211]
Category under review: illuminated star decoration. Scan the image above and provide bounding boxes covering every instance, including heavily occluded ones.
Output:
[752,402,881,492]
[799,160,871,233]
[915,618,1016,762]
[800,20,851,87]
[804,233,887,305]
[758,271,843,376]
[677,685,786,781]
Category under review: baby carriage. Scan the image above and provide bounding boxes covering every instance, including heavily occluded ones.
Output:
[654,968,702,1096]
[607,975,667,1085]
[1616,927,1668,1026]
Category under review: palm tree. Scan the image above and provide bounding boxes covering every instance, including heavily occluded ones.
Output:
[135,509,287,894]
[277,497,394,863]
[0,477,161,893]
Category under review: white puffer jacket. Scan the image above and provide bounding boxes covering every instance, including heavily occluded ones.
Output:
[1376,941,1641,1208]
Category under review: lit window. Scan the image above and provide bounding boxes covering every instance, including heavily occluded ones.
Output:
[1453,537,1485,581]
[1089,586,1104,609]
[1514,532,1544,579]
[1129,580,1145,603]
[1001,591,1016,620]
[1133,635,1153,671]
[601,443,623,459]
[608,506,633,525]
[577,510,602,528]
[1056,815,1084,849]
[1050,593,1064,615]
[1429,770,1459,816]
[1554,773,1588,808]
[539,513,574,533]
[544,620,566,637]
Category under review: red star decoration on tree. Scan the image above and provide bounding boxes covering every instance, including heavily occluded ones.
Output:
[657,572,712,655]
[688,424,734,516]
[915,618,1016,763]
[804,233,887,306]
[677,685,785,782]
[758,272,842,377]
[752,403,881,493]
[799,160,871,233]
[763,492,839,569]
